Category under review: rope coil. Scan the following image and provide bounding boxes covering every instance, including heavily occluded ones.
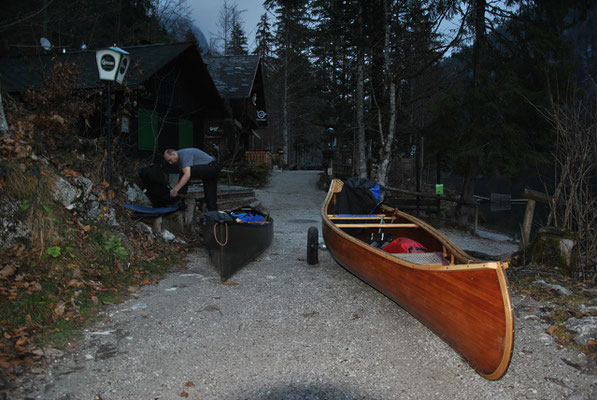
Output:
[213,223,229,246]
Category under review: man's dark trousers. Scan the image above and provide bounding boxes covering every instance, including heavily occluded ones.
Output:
[189,161,220,211]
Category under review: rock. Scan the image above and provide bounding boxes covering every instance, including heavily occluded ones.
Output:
[73,176,94,199]
[0,201,29,248]
[533,279,573,296]
[83,200,118,226]
[134,221,153,235]
[52,176,79,209]
[52,175,94,210]
[580,304,597,313]
[564,316,597,346]
[162,230,176,241]
[125,180,152,206]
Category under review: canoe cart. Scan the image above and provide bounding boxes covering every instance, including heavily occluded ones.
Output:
[321,178,514,380]
[200,206,274,282]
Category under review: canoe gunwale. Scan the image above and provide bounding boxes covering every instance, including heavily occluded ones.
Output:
[321,178,514,380]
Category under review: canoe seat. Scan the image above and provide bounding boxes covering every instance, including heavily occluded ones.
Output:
[391,252,449,266]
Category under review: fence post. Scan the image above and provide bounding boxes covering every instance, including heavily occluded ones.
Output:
[521,198,536,250]
[473,203,478,235]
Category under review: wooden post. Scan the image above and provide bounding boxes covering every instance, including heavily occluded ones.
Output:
[152,216,162,234]
[184,197,196,231]
[521,198,536,250]
[520,187,550,250]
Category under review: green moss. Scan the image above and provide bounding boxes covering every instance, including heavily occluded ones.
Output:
[528,227,578,276]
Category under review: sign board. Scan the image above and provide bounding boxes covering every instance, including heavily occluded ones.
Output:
[435,184,444,195]
[96,47,130,83]
[121,116,129,133]
[256,110,267,122]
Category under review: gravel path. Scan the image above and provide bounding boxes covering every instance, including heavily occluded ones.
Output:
[18,170,596,400]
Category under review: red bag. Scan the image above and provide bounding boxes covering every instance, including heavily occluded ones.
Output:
[382,237,427,254]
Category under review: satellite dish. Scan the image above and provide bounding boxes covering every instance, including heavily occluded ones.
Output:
[40,37,52,51]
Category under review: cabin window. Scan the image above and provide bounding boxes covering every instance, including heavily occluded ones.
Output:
[138,107,158,150]
[178,119,193,148]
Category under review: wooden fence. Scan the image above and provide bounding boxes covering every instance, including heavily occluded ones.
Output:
[245,151,272,165]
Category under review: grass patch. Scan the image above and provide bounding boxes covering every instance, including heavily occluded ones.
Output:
[0,219,188,383]
[35,319,84,349]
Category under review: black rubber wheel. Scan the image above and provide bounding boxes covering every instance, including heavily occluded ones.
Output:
[307,226,319,265]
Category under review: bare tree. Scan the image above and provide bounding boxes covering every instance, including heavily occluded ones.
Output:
[539,85,597,279]
[151,0,193,41]
[372,0,465,185]
[215,0,246,55]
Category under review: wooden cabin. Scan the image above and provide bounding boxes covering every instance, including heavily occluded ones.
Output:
[0,42,228,160]
[203,55,269,164]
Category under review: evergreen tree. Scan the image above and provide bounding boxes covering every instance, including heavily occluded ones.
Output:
[253,13,274,60]
[228,21,248,55]
[264,0,316,166]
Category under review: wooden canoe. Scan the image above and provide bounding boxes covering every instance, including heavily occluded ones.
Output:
[321,179,513,380]
[201,207,274,282]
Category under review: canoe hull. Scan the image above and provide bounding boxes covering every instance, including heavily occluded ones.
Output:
[202,214,273,281]
[322,179,513,380]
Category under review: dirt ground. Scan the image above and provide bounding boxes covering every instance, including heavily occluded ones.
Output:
[15,170,597,400]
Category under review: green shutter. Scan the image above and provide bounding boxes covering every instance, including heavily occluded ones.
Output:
[138,108,158,150]
[178,119,193,148]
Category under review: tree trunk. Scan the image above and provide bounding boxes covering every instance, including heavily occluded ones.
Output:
[457,156,478,225]
[376,81,396,186]
[457,0,486,223]
[374,0,395,186]
[282,37,290,167]
[356,9,366,178]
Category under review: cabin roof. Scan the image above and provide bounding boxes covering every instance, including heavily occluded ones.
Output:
[0,42,204,93]
[203,55,261,100]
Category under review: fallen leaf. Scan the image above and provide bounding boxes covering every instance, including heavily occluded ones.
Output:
[184,381,195,388]
[7,244,25,257]
[0,264,17,278]
[54,302,66,317]
[546,325,558,335]
[63,169,81,177]
[67,279,85,288]
[180,391,189,398]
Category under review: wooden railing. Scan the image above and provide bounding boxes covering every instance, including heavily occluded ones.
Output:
[245,151,272,165]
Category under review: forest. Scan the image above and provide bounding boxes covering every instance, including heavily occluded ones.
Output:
[1,0,596,273]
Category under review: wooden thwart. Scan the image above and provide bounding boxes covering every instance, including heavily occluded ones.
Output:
[335,223,418,228]
[328,214,386,220]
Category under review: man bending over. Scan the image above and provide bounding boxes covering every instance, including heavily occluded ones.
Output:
[164,148,220,211]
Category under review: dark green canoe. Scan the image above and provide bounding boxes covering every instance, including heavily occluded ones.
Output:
[200,207,274,281]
